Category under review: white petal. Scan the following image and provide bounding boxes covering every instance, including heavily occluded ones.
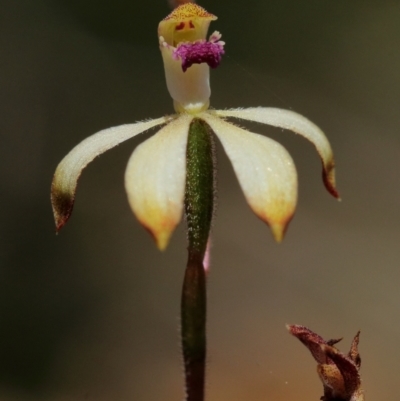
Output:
[215,108,339,198]
[125,114,193,250]
[201,113,297,242]
[51,117,171,231]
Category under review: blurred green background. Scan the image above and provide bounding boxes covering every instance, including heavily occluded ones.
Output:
[1,0,399,400]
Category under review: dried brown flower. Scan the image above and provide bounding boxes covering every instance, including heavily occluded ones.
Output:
[287,324,364,401]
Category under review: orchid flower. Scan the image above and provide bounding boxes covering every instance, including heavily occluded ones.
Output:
[51,5,342,400]
[288,325,364,401]
[51,3,339,250]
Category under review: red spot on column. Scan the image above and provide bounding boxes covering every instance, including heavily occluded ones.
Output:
[175,22,185,30]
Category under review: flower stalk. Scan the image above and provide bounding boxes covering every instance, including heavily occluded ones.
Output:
[181,119,215,401]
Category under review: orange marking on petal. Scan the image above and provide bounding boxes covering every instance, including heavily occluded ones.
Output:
[270,216,294,243]
[137,213,178,251]
[258,212,294,243]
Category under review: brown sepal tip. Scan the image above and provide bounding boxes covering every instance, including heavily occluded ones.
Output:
[322,162,341,200]
[51,188,75,233]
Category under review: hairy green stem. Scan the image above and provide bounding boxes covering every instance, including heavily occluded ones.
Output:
[181,118,215,401]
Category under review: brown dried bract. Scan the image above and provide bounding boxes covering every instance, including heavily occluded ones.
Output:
[287,325,364,401]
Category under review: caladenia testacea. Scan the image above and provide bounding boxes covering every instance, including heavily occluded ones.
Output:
[51,3,340,401]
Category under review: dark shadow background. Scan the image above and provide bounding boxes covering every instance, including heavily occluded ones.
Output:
[1,0,399,400]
